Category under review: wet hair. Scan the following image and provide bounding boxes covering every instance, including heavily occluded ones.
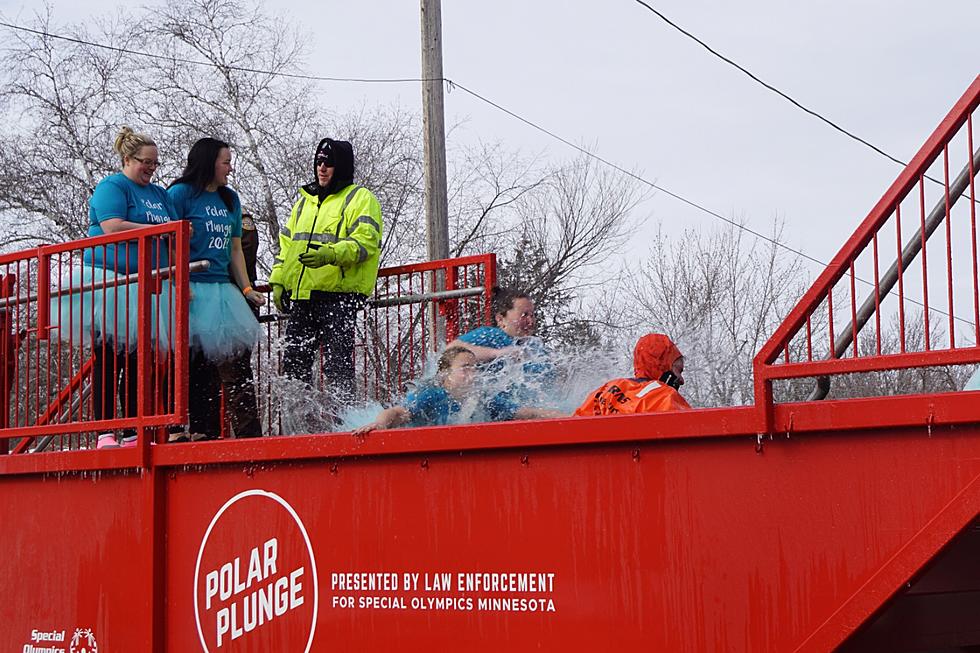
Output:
[169,137,235,211]
[113,126,156,164]
[491,286,531,320]
[436,346,475,381]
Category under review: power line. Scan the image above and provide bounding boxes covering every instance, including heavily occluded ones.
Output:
[0,21,823,267]
[0,20,432,84]
[628,0,914,171]
[0,20,971,325]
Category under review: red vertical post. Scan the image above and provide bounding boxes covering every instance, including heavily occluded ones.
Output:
[0,274,14,454]
[444,264,459,343]
[172,222,189,431]
[943,145,954,347]
[484,254,497,327]
[919,178,931,350]
[969,114,979,345]
[136,233,152,452]
[896,204,907,352]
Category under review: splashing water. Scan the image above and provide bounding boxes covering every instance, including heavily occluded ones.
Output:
[329,339,631,433]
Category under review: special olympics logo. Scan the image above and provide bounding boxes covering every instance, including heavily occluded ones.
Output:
[194,490,319,653]
[69,628,98,653]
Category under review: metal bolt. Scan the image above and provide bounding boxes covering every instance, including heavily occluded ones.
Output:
[632,449,640,462]
[520,455,529,466]
[421,458,429,470]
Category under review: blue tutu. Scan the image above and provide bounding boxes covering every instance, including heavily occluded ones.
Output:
[188,281,260,360]
[49,265,173,351]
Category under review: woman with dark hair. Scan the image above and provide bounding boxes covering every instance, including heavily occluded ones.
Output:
[447,286,557,417]
[167,137,265,441]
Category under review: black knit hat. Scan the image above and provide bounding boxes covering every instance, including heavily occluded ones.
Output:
[315,140,335,167]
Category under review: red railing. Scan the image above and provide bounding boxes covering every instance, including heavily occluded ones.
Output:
[0,222,191,452]
[754,76,980,426]
[248,253,497,436]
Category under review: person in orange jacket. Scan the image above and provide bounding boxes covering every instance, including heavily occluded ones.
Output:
[575,333,691,416]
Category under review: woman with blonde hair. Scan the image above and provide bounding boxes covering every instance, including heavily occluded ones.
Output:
[54,126,176,448]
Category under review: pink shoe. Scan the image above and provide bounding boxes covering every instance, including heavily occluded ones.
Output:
[119,435,138,448]
[96,433,118,449]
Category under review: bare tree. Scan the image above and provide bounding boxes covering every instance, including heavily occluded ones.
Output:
[135,0,313,254]
[0,6,136,248]
[622,220,808,407]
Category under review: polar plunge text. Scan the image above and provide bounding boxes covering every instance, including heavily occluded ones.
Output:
[204,538,306,647]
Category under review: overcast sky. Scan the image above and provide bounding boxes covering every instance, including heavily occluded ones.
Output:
[6,0,980,278]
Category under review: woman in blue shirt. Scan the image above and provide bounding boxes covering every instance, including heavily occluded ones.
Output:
[52,127,177,448]
[352,347,560,434]
[447,287,557,407]
[167,138,265,441]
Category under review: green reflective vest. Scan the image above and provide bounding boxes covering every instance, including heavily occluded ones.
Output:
[269,184,383,298]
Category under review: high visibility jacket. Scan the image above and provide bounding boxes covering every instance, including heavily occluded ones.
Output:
[574,377,691,417]
[269,183,382,298]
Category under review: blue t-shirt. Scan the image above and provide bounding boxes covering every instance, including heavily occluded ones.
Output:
[458,326,513,349]
[403,383,520,427]
[168,184,242,283]
[458,327,556,392]
[84,173,175,273]
[404,385,461,427]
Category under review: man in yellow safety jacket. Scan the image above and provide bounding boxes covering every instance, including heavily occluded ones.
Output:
[269,138,382,413]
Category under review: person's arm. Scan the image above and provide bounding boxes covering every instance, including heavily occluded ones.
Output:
[269,198,302,287]
[99,217,155,234]
[332,188,382,268]
[231,238,265,306]
[351,406,411,436]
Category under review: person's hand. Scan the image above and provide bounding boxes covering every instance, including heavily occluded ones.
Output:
[272,283,286,312]
[245,288,266,307]
[352,422,379,437]
[298,244,338,268]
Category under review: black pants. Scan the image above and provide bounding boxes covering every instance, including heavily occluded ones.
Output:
[92,346,138,436]
[282,291,361,404]
[92,345,172,439]
[188,348,262,438]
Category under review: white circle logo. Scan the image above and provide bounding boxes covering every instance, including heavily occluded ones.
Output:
[193,489,318,652]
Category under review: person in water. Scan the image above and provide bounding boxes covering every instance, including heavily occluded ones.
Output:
[575,333,691,416]
[447,287,556,406]
[352,347,561,435]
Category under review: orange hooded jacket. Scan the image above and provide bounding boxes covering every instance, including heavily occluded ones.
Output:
[574,334,691,416]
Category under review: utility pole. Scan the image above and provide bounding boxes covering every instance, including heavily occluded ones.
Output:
[421,0,449,262]
[421,0,450,349]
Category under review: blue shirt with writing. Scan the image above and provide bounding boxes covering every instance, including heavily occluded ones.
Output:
[85,173,175,273]
[168,184,242,283]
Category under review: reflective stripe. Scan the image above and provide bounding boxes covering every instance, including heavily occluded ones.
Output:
[292,233,338,244]
[280,225,292,238]
[294,197,307,221]
[635,380,664,399]
[341,237,369,263]
[351,215,381,233]
[342,186,361,214]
